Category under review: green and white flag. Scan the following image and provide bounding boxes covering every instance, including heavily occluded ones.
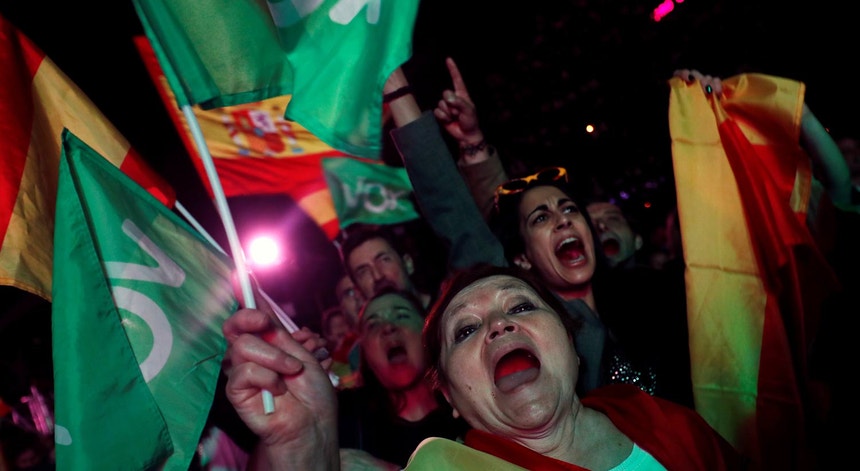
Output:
[322,157,418,228]
[132,0,420,159]
[52,129,237,470]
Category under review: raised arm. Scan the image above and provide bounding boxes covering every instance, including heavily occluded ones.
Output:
[799,103,853,208]
[385,65,507,269]
[434,57,508,220]
[674,68,854,210]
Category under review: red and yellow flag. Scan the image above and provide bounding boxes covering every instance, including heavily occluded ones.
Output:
[134,36,343,240]
[0,14,174,300]
[669,74,837,468]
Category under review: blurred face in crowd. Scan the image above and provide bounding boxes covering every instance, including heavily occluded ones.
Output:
[324,310,353,350]
[435,274,578,434]
[347,237,415,300]
[837,136,860,186]
[514,186,596,296]
[359,292,426,391]
[586,202,642,268]
[335,274,364,325]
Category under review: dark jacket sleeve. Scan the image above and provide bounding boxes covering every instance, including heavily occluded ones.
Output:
[391,112,508,270]
[458,149,509,221]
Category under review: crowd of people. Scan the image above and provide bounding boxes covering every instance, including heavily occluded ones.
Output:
[204,60,857,471]
[2,50,857,471]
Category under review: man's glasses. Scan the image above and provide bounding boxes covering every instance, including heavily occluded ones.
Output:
[494,167,569,209]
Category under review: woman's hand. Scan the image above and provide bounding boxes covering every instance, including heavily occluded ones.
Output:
[222,308,340,470]
[673,69,724,97]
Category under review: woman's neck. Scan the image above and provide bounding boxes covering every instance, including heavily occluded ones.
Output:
[553,284,597,312]
[392,381,440,422]
[515,398,619,468]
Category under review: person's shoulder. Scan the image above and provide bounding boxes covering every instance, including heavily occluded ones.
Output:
[405,437,528,471]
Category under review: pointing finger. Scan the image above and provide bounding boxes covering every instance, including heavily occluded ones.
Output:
[446,57,471,100]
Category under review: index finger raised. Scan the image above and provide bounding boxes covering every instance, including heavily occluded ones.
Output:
[446,57,471,99]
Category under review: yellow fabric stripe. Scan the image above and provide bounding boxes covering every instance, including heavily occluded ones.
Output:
[1,55,130,300]
[405,437,528,471]
[668,73,804,452]
[296,188,337,227]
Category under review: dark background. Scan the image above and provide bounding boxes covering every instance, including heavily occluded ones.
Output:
[1,0,857,405]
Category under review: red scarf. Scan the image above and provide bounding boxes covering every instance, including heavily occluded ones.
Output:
[464,385,744,470]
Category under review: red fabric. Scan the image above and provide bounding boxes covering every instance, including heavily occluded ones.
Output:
[199,151,341,199]
[0,13,39,243]
[331,332,359,363]
[718,118,837,470]
[117,147,176,207]
[134,35,344,240]
[464,384,744,470]
[670,74,839,468]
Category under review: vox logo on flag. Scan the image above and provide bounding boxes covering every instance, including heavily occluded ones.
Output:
[322,157,418,228]
[52,130,237,470]
[268,0,383,27]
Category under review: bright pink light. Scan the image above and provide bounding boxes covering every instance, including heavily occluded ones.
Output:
[249,236,282,266]
[652,0,676,22]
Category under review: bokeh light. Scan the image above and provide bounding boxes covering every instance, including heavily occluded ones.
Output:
[248,235,282,267]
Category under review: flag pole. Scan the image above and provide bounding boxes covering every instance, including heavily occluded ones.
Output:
[175,199,299,334]
[179,104,276,414]
[175,199,338,386]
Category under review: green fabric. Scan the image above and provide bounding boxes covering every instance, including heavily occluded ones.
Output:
[322,157,418,228]
[52,130,237,470]
[133,0,420,159]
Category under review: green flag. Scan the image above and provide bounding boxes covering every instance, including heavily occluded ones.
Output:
[52,129,238,470]
[132,0,420,159]
[322,157,419,228]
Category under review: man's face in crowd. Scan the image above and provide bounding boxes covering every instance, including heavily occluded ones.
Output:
[347,236,414,299]
[586,202,642,268]
[335,274,364,325]
[325,312,353,350]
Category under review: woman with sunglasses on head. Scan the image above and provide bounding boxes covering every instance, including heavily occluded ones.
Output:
[384,62,649,397]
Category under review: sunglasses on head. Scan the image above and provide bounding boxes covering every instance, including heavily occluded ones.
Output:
[494,166,569,209]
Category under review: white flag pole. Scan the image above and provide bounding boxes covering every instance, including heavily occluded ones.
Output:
[175,200,338,387]
[179,104,276,414]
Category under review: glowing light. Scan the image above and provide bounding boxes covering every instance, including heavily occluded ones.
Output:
[643,201,652,208]
[249,236,282,266]
[585,124,595,133]
[652,0,676,22]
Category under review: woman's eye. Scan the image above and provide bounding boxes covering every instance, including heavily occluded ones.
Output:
[454,324,477,343]
[510,302,536,314]
[562,205,579,214]
[531,214,547,224]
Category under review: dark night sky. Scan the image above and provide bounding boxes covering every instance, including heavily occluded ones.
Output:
[1,1,857,392]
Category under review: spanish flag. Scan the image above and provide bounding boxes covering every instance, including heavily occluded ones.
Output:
[669,74,838,469]
[131,0,420,159]
[134,35,342,240]
[0,13,174,301]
